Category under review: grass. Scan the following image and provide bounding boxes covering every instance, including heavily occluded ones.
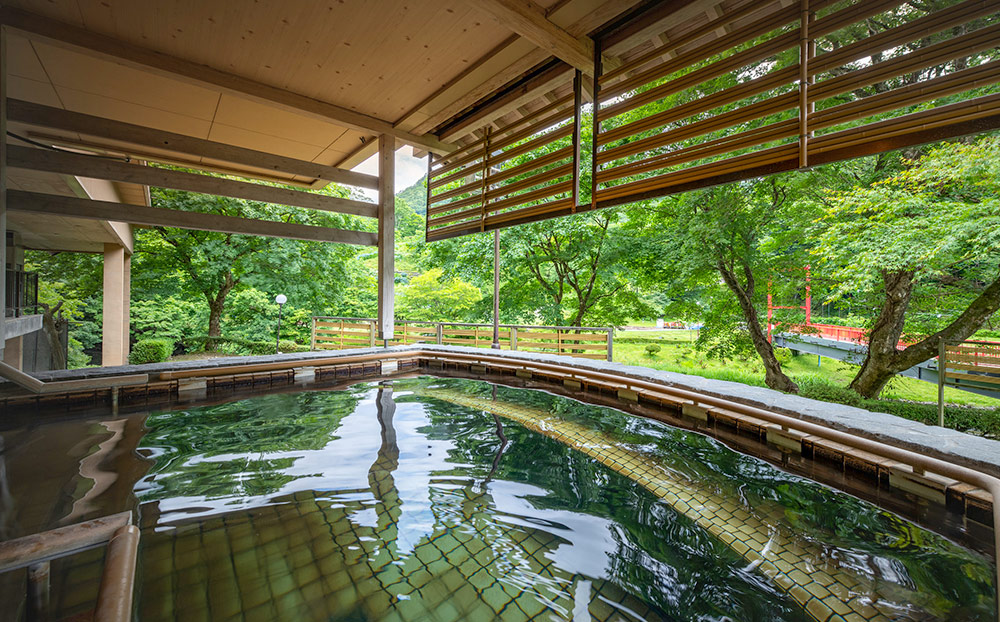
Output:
[612,335,1000,438]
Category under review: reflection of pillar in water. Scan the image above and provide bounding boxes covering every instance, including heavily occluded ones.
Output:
[368,384,401,551]
[63,415,150,526]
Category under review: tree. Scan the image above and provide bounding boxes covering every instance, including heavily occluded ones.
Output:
[814,136,1000,398]
[649,178,812,393]
[397,268,482,321]
[426,210,654,327]
[136,186,369,344]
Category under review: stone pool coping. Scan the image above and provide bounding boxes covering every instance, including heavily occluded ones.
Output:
[5,344,1000,478]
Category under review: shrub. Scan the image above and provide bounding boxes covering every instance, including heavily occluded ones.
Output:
[129,338,174,365]
[774,347,793,365]
[644,344,662,356]
[279,339,310,353]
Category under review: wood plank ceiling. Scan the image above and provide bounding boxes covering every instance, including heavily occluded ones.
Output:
[1,0,762,249]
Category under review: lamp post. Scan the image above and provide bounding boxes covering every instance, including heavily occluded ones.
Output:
[274,294,287,354]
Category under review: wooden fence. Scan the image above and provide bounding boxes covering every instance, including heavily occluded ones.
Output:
[937,339,1000,426]
[311,317,613,361]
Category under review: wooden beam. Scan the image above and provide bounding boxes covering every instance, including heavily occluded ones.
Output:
[439,64,574,141]
[377,135,395,341]
[0,8,454,155]
[7,145,377,218]
[6,99,379,189]
[6,190,377,246]
[462,0,594,73]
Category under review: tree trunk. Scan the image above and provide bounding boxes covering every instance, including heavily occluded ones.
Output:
[205,274,235,349]
[718,262,799,393]
[849,269,1000,399]
[848,270,914,398]
[41,301,67,370]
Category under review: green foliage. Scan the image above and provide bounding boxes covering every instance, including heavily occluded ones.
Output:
[131,296,206,343]
[774,348,793,365]
[279,339,310,353]
[644,344,661,356]
[813,136,1000,338]
[398,268,482,321]
[129,338,174,365]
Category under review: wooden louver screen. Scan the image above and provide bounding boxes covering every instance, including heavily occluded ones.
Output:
[592,0,1000,208]
[425,93,578,242]
[424,0,1000,241]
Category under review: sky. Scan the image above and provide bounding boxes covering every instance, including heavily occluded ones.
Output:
[353,145,428,200]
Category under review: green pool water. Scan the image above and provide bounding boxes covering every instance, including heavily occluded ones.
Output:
[0,377,995,621]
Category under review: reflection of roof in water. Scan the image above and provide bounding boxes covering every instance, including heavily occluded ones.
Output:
[419,387,933,622]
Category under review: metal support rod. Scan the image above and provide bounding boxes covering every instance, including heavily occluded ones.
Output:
[275,303,284,354]
[492,230,500,349]
[938,340,947,427]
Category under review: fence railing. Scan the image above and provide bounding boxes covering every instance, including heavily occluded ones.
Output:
[5,269,39,318]
[938,339,1000,426]
[311,317,613,361]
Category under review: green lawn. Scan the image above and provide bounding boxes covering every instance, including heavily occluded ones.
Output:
[611,336,1000,438]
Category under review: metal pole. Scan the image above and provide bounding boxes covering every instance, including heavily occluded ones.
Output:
[492,229,500,349]
[938,340,947,427]
[275,303,283,354]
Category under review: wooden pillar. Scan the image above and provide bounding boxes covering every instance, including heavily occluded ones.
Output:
[377,135,395,342]
[1,27,8,357]
[102,244,131,366]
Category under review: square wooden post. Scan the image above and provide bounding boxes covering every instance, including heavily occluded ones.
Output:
[377,135,395,342]
[102,244,131,366]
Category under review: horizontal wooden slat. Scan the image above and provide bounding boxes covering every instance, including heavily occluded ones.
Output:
[945,362,1000,372]
[596,144,798,201]
[945,371,1000,385]
[557,334,609,341]
[811,61,1000,132]
[597,66,798,146]
[811,22,1000,103]
[597,91,798,165]
[601,0,776,84]
[598,120,798,184]
[486,163,574,202]
[551,343,608,350]
[486,146,574,187]
[599,5,800,107]
[811,0,999,76]
[486,180,573,213]
[598,24,799,121]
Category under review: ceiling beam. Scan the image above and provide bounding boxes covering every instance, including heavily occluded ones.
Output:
[6,145,378,219]
[0,7,455,155]
[6,190,377,246]
[7,99,379,189]
[462,0,594,73]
